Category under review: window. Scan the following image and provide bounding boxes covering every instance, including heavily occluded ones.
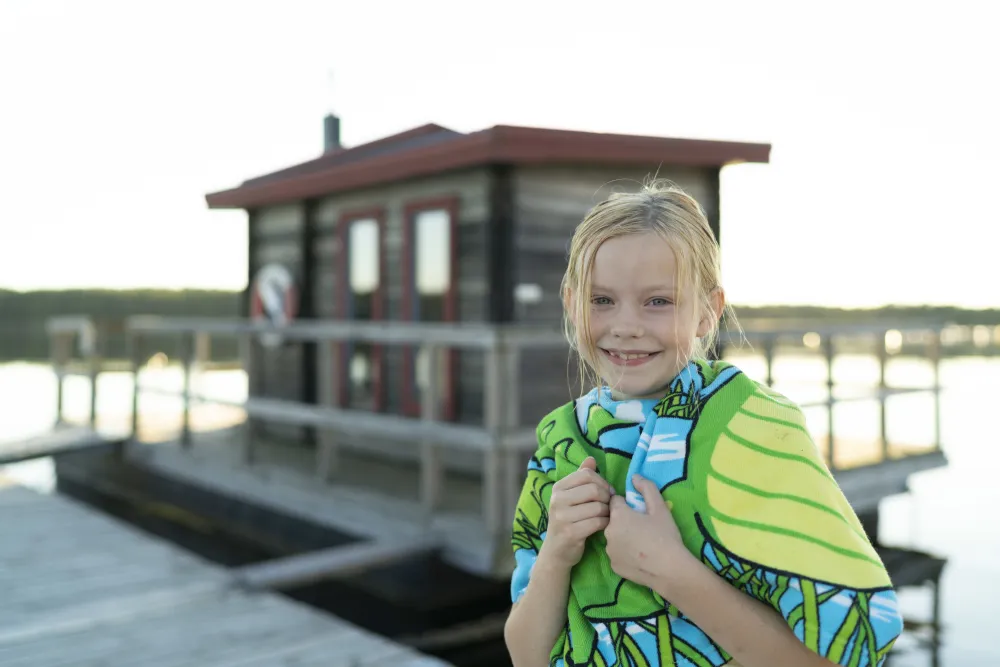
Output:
[338,212,384,411]
[349,220,379,317]
[414,208,452,320]
[403,199,458,419]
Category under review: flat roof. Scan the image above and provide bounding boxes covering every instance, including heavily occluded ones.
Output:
[205,123,771,210]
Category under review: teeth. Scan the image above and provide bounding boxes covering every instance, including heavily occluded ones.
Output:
[612,352,650,360]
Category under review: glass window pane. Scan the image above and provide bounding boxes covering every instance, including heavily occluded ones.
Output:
[350,346,372,387]
[414,209,450,296]
[349,219,379,294]
[345,218,380,410]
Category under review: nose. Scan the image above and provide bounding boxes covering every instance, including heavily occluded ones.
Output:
[610,307,644,339]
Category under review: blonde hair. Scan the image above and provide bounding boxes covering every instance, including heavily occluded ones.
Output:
[559,178,737,393]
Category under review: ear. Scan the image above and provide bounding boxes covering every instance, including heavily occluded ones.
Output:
[696,287,725,338]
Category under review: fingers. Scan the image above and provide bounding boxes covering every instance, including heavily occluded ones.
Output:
[559,481,612,507]
[578,456,597,472]
[556,500,610,524]
[609,495,627,514]
[632,475,664,514]
[555,467,611,493]
[574,515,610,537]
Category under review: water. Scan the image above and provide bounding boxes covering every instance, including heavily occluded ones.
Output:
[2,355,998,665]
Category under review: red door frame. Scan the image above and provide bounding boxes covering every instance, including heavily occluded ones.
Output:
[401,196,459,420]
[336,208,386,411]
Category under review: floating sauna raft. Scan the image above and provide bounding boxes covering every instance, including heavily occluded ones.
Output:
[0,482,452,667]
[43,315,951,580]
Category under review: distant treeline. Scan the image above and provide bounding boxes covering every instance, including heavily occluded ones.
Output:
[733,304,1000,327]
[0,288,997,362]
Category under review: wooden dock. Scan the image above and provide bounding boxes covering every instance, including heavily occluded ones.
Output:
[0,482,453,667]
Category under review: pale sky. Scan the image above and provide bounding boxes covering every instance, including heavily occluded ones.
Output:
[0,0,996,308]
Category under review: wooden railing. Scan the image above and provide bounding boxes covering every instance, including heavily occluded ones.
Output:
[46,316,102,428]
[47,316,563,536]
[46,315,954,534]
[736,324,945,463]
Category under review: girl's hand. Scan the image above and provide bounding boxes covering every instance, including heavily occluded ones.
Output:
[540,456,614,569]
[605,474,693,591]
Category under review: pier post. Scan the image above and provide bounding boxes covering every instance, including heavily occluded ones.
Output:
[929,329,943,452]
[179,332,194,447]
[87,321,101,429]
[877,330,889,460]
[763,335,775,387]
[239,332,255,464]
[51,331,66,427]
[502,343,522,529]
[419,344,443,523]
[122,329,142,459]
[314,336,338,479]
[823,334,836,470]
[482,332,505,538]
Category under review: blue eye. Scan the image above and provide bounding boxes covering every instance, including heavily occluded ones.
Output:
[649,298,673,307]
[591,296,612,306]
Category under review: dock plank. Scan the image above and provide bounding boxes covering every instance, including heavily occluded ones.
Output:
[0,427,112,466]
[0,486,453,667]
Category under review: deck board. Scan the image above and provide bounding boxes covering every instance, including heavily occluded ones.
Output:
[0,426,112,466]
[0,486,453,667]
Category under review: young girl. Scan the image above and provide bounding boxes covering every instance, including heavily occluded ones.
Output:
[504,181,903,667]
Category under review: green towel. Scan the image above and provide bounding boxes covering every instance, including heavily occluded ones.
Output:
[511,358,903,666]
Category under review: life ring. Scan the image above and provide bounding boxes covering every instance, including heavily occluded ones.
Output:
[250,263,298,348]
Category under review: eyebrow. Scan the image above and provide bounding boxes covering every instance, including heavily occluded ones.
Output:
[592,284,675,293]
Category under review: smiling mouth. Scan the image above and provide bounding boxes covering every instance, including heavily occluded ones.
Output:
[601,349,661,366]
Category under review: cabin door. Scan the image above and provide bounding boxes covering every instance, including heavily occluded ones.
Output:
[403,199,458,420]
[338,212,385,411]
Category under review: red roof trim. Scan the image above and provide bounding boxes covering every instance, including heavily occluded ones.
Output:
[205,124,770,210]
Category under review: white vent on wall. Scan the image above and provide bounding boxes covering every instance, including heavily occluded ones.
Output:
[514,283,543,304]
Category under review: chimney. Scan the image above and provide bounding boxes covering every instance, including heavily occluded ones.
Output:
[323,113,341,152]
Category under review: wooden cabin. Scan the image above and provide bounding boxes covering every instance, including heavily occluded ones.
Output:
[205,117,770,448]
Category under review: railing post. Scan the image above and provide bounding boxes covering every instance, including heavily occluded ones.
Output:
[316,338,338,479]
[179,332,194,447]
[823,334,836,470]
[763,335,775,387]
[194,331,211,371]
[929,328,943,452]
[123,327,142,459]
[877,330,889,460]
[51,331,66,427]
[482,332,505,538]
[419,344,443,524]
[239,332,255,464]
[502,343,523,529]
[87,321,102,430]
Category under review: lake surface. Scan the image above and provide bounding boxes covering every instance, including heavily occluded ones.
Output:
[2,354,998,665]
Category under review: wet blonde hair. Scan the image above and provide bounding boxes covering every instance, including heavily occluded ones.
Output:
[560,178,736,393]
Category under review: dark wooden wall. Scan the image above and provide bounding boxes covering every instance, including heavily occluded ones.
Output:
[247,201,308,441]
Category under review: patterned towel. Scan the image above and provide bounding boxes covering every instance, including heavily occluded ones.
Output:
[511,359,903,666]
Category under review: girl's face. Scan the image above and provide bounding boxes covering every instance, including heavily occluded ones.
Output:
[583,232,710,399]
